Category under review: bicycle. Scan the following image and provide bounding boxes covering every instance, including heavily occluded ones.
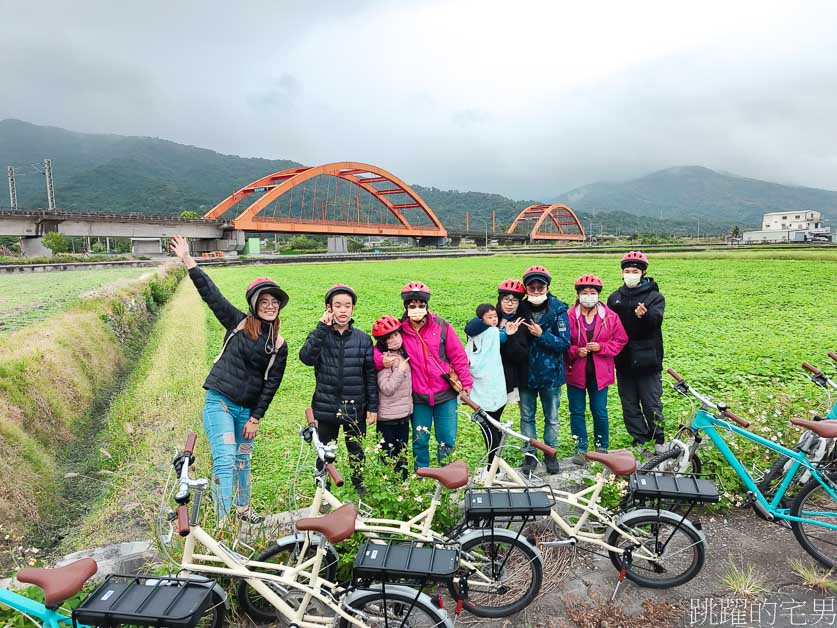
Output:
[459,395,710,593]
[648,367,837,568]
[156,432,452,627]
[0,554,225,627]
[236,408,545,621]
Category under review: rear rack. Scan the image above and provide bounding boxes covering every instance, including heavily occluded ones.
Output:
[628,472,720,506]
[353,540,460,584]
[464,486,554,523]
[72,574,217,628]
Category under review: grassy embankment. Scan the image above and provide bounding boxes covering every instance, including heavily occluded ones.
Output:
[0,265,183,564]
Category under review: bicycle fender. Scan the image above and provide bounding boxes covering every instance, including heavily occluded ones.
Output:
[617,508,707,546]
[454,527,544,564]
[176,575,229,610]
[343,583,447,619]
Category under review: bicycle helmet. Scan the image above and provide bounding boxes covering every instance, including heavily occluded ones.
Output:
[575,274,603,292]
[401,281,431,303]
[245,277,289,314]
[522,265,552,286]
[371,315,402,338]
[498,278,525,297]
[325,283,357,305]
[620,251,648,270]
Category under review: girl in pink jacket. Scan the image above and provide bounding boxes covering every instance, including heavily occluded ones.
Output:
[374,282,472,468]
[565,275,628,465]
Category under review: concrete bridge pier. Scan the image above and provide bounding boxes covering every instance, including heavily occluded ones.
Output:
[414,236,445,247]
[447,236,462,247]
[21,237,52,257]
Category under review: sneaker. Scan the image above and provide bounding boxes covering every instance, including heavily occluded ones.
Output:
[236,508,265,525]
[521,454,538,475]
[545,454,560,474]
[570,451,588,466]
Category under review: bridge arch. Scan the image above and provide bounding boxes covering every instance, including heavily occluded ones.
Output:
[204,162,447,238]
[506,203,585,241]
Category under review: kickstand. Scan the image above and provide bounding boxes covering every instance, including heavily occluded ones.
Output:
[611,550,631,601]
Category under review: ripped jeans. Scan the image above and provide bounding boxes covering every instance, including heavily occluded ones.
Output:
[202,389,254,521]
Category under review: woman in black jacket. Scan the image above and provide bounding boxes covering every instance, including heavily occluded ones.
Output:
[171,235,289,524]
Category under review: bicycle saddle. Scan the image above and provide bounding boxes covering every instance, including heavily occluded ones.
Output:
[585,449,637,476]
[16,557,98,609]
[296,503,358,544]
[790,418,837,439]
[416,460,469,489]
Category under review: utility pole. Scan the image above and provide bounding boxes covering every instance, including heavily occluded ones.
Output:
[7,166,17,210]
[43,159,56,209]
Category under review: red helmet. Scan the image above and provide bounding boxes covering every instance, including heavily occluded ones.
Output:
[245,277,289,314]
[575,274,603,292]
[522,265,551,286]
[372,315,402,338]
[620,251,648,270]
[401,281,431,303]
[325,283,357,305]
[498,278,525,296]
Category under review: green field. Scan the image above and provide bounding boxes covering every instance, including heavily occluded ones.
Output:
[0,268,152,334]
[197,249,837,511]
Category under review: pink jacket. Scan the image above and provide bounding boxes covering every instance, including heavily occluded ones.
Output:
[376,355,413,420]
[565,302,628,391]
[374,313,473,406]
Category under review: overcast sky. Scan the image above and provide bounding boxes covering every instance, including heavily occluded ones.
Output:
[2,0,836,199]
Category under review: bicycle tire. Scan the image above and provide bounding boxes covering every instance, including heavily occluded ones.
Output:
[639,448,702,476]
[446,531,542,618]
[338,587,450,628]
[790,473,837,569]
[606,510,706,589]
[236,535,339,623]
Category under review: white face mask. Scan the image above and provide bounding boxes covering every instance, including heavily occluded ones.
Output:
[623,273,642,288]
[527,294,547,306]
[407,307,427,321]
[579,294,599,309]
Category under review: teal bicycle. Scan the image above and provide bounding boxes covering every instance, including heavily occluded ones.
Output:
[646,367,837,569]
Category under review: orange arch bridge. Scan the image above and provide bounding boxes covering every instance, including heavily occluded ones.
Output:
[204,162,447,238]
[507,203,586,241]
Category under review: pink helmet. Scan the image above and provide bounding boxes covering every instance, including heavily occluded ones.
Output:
[498,278,525,296]
[620,251,648,270]
[522,265,552,286]
[575,274,603,292]
[245,277,289,314]
[401,281,431,303]
[372,315,401,338]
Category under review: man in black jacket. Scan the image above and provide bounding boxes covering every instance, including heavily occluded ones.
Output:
[299,284,378,493]
[607,251,666,453]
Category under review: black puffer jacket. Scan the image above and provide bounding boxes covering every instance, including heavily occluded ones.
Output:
[607,277,665,374]
[299,321,378,424]
[499,315,530,392]
[189,267,288,418]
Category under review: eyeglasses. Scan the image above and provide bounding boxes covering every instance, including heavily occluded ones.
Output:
[500,295,520,303]
[258,297,280,307]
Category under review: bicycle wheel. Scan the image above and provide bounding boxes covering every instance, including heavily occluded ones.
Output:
[339,587,450,627]
[606,510,705,589]
[640,448,702,476]
[237,535,339,623]
[446,530,542,618]
[791,474,837,569]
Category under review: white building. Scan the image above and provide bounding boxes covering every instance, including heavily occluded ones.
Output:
[743,210,831,243]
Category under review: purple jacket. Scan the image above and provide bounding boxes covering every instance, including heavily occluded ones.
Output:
[565,302,629,391]
[374,313,473,406]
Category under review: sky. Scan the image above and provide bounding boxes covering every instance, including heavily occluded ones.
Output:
[2,0,837,199]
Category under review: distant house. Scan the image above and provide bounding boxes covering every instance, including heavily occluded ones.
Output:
[743,210,831,243]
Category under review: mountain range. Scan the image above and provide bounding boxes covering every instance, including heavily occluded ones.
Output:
[2,119,836,235]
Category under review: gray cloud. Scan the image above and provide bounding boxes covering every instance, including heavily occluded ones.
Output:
[1,0,836,200]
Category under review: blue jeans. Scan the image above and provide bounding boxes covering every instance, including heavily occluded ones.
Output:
[567,383,609,452]
[202,389,254,521]
[519,386,561,455]
[412,398,458,468]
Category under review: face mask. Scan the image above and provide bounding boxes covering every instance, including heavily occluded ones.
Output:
[527,294,547,306]
[623,273,642,288]
[407,307,427,321]
[579,294,599,309]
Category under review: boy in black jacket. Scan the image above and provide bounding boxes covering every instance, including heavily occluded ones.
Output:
[299,284,378,493]
[607,251,666,453]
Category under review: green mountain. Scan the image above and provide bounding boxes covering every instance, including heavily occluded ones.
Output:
[3,120,834,235]
[554,166,837,227]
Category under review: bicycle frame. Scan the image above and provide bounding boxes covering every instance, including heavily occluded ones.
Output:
[476,414,686,559]
[0,587,86,628]
[686,407,837,528]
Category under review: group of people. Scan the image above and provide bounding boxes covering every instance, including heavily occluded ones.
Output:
[170,235,667,524]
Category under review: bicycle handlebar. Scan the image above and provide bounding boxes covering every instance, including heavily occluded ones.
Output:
[667,366,753,427]
[325,463,344,487]
[829,351,837,363]
[183,432,197,455]
[529,438,557,457]
[803,362,823,376]
[721,409,750,428]
[305,407,316,425]
[176,505,190,537]
[667,367,685,383]
[174,433,197,504]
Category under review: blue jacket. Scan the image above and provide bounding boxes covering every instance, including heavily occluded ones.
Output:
[518,294,571,389]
